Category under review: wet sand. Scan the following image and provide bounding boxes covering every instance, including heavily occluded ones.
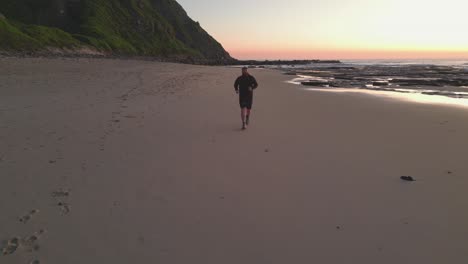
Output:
[1,57,468,264]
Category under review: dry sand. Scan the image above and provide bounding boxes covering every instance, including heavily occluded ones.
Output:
[1,57,468,264]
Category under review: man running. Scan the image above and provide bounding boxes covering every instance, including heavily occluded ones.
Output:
[234,67,258,130]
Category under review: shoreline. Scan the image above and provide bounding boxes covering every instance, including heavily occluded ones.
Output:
[0,51,235,66]
[0,51,341,66]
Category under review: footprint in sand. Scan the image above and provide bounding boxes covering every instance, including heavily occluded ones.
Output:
[1,237,20,255]
[51,189,70,198]
[51,189,71,215]
[22,230,46,253]
[57,202,71,215]
[19,209,40,224]
[1,230,45,256]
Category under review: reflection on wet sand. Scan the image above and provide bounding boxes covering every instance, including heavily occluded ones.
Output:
[302,87,468,108]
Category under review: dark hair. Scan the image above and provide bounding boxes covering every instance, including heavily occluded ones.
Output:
[242,67,248,70]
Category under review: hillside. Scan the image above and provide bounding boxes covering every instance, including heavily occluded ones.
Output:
[0,0,233,63]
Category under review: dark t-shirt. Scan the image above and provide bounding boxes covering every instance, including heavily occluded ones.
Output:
[234,74,258,97]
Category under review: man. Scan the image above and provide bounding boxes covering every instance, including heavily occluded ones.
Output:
[234,67,258,130]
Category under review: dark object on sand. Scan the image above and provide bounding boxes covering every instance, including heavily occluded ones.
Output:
[301,80,329,86]
[400,176,415,182]
[372,81,389,86]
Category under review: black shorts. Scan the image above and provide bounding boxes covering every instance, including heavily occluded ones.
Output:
[239,95,253,109]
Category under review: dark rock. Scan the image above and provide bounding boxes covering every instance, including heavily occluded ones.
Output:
[334,75,354,80]
[315,60,342,64]
[301,80,329,86]
[329,82,342,87]
[233,60,342,66]
[373,81,389,86]
[353,77,370,81]
[324,66,348,70]
[390,78,443,87]
[400,176,415,182]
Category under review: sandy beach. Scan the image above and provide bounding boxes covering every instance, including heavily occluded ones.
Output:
[1,57,468,264]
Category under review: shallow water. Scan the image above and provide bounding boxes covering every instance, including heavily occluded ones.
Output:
[301,87,468,108]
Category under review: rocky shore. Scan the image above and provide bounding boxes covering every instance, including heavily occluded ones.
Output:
[234,59,342,66]
[285,64,468,99]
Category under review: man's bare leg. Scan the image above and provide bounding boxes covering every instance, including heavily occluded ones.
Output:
[241,108,247,129]
[246,109,251,125]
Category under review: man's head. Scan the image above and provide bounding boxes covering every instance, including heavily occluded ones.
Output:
[242,67,249,76]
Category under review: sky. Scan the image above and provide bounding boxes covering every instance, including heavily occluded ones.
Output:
[177,0,468,60]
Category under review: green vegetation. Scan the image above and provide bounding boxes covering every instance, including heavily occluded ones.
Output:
[20,23,81,48]
[0,0,232,61]
[0,19,80,50]
[0,19,39,50]
[76,0,199,56]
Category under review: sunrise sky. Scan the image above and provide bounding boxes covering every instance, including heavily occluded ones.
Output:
[178,0,468,60]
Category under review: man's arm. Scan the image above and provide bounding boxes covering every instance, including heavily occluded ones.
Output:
[234,77,240,93]
[251,76,258,90]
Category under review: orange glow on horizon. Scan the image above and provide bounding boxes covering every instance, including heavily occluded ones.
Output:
[227,48,468,60]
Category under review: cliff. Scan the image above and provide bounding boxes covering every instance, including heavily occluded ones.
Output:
[0,0,233,63]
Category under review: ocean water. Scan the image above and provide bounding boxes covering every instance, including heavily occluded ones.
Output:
[342,59,468,67]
